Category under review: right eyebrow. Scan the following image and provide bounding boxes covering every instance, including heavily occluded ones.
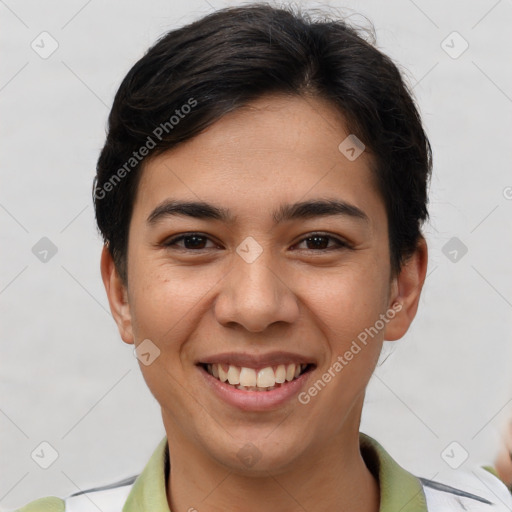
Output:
[147,200,233,225]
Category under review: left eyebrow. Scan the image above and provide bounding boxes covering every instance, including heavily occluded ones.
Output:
[272,198,369,224]
[146,198,370,226]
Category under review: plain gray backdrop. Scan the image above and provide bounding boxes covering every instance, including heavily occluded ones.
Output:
[1,0,512,509]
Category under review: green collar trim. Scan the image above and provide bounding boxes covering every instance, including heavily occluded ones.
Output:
[123,433,427,512]
[359,432,428,512]
[123,436,170,512]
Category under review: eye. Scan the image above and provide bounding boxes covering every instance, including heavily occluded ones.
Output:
[162,232,351,252]
[293,233,350,251]
[163,233,218,251]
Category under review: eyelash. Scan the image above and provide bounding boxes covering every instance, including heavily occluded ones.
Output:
[162,232,352,252]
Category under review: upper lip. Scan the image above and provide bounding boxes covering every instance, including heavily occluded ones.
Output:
[197,351,316,369]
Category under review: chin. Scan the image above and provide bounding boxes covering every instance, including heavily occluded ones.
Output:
[207,432,308,476]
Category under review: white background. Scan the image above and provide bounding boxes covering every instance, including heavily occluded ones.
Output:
[1,0,512,509]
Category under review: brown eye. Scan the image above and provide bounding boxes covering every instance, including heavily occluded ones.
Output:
[164,233,216,250]
[305,235,330,250]
[294,233,350,251]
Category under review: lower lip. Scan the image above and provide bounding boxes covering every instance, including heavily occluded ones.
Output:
[198,366,314,411]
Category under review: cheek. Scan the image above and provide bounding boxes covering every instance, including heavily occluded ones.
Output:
[301,265,389,340]
[127,255,220,342]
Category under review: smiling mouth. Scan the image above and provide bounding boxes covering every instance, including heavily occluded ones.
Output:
[200,363,314,391]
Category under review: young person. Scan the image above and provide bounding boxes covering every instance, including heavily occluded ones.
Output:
[17,4,512,511]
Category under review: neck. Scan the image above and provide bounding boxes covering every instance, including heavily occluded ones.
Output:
[163,416,380,512]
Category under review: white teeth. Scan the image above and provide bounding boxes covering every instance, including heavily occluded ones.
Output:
[218,364,228,382]
[207,362,309,390]
[257,367,276,388]
[285,364,296,381]
[275,364,286,383]
[239,367,257,387]
[227,365,240,385]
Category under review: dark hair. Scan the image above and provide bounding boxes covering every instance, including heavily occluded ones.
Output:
[93,3,432,285]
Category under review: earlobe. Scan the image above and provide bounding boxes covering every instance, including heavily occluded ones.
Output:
[100,245,134,345]
[384,237,428,341]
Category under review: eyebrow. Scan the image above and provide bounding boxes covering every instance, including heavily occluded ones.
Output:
[146,198,370,226]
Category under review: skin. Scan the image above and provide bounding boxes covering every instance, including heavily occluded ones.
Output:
[101,93,428,512]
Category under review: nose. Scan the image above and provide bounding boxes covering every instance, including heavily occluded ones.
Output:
[213,245,300,333]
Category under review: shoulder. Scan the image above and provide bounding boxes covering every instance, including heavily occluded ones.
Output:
[419,466,512,511]
[13,475,137,512]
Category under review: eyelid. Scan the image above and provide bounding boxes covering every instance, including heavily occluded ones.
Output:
[163,231,352,251]
[293,232,352,250]
[163,232,220,250]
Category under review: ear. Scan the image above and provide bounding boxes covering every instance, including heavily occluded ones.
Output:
[100,245,134,345]
[384,237,428,341]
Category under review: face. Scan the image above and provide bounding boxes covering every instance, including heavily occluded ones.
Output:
[103,94,424,475]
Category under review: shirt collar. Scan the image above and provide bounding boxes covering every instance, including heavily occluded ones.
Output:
[123,436,170,512]
[359,432,428,512]
[123,432,428,512]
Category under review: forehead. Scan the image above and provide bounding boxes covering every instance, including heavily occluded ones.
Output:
[132,94,384,228]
